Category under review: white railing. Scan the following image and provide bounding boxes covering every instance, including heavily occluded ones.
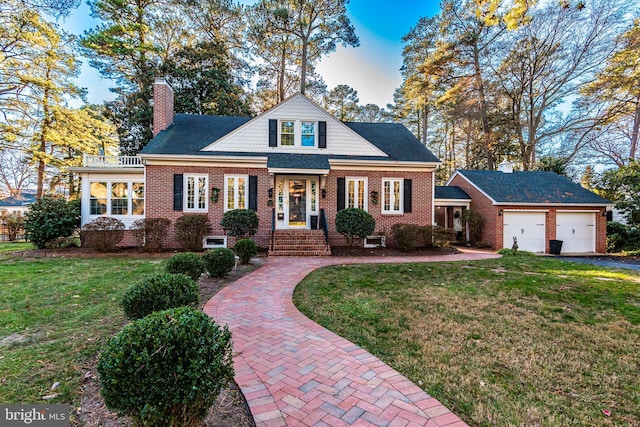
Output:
[84,155,143,168]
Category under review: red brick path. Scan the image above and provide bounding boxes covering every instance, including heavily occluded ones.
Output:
[203,250,499,427]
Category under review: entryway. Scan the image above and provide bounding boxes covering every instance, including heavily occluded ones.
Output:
[274,176,320,230]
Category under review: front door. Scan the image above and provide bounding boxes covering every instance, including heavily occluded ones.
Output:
[288,179,307,227]
[275,176,319,229]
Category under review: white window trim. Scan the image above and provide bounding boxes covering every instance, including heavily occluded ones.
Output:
[88,180,145,218]
[224,174,249,211]
[346,177,368,211]
[184,174,209,212]
[382,178,403,215]
[278,119,318,148]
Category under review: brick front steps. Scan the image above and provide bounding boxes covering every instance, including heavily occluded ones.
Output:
[269,229,331,256]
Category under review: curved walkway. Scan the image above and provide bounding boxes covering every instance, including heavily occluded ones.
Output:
[203,250,499,427]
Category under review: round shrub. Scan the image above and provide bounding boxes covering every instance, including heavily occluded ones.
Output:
[121,273,199,320]
[175,214,211,252]
[165,252,204,281]
[234,239,257,264]
[24,195,80,249]
[335,208,375,247]
[81,217,125,252]
[98,307,234,427]
[221,209,259,239]
[202,248,235,278]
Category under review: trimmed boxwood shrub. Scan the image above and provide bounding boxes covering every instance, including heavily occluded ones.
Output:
[234,239,257,264]
[121,273,199,320]
[202,248,235,278]
[390,223,424,252]
[165,252,204,281]
[220,209,259,239]
[81,217,125,252]
[175,214,211,252]
[98,307,234,427]
[335,208,375,247]
[24,195,80,249]
[132,217,171,252]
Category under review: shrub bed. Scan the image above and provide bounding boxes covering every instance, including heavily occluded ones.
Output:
[81,217,125,252]
[175,214,211,252]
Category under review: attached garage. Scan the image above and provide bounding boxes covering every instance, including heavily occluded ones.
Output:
[556,212,596,253]
[503,211,546,253]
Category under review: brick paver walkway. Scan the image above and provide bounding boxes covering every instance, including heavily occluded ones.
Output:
[203,250,499,427]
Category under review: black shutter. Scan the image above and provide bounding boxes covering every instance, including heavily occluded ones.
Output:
[318,121,327,148]
[249,175,258,211]
[337,177,345,211]
[403,179,412,213]
[269,119,277,147]
[173,174,183,211]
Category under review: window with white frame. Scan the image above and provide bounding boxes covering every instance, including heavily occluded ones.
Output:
[280,121,295,146]
[279,120,317,147]
[346,177,367,210]
[185,174,208,211]
[89,181,144,216]
[225,175,248,211]
[382,178,403,214]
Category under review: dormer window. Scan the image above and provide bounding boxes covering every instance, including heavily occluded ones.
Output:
[269,119,326,149]
[280,121,295,146]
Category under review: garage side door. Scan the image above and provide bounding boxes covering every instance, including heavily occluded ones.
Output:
[556,212,595,253]
[503,212,546,253]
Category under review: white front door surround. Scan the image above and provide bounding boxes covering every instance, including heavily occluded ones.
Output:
[275,175,320,229]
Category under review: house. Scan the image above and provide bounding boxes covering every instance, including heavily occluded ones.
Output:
[73,78,441,253]
[0,193,36,216]
[447,162,612,254]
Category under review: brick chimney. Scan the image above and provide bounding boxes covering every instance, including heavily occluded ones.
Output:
[153,77,174,136]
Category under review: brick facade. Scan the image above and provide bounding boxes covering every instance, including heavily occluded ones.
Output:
[451,174,607,253]
[145,164,434,249]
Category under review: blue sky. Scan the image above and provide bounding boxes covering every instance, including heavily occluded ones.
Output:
[61,0,440,108]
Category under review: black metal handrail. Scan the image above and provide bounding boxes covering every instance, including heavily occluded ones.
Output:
[320,209,328,245]
[270,208,275,250]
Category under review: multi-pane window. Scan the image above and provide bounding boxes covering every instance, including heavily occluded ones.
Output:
[346,177,367,210]
[301,122,315,147]
[382,178,403,214]
[225,175,248,211]
[280,121,295,146]
[185,175,208,211]
[89,181,144,216]
[90,182,107,215]
[111,183,128,215]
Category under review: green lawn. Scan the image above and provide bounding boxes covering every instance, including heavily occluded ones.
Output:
[0,252,161,404]
[293,255,640,427]
[0,241,34,254]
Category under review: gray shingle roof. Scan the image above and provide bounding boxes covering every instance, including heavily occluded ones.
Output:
[267,153,330,170]
[435,186,471,200]
[140,114,440,164]
[456,170,610,205]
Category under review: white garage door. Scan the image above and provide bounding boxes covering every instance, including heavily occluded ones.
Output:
[503,212,546,253]
[556,212,596,253]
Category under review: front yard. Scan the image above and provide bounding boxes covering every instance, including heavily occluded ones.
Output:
[294,255,640,426]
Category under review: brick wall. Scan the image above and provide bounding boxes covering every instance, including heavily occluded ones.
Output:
[146,165,434,249]
[450,174,498,247]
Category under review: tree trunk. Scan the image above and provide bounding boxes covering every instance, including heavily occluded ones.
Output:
[300,39,308,95]
[422,103,429,146]
[630,96,640,161]
[278,47,286,102]
[36,89,50,198]
[472,44,494,169]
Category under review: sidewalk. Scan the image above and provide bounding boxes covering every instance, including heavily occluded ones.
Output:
[203,251,498,426]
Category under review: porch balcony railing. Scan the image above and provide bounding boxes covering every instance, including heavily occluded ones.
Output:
[83,154,143,168]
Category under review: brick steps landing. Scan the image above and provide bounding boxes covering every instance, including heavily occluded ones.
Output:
[269,229,331,256]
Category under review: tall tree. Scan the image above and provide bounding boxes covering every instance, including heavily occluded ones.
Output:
[581,18,640,164]
[323,84,359,121]
[255,0,359,95]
